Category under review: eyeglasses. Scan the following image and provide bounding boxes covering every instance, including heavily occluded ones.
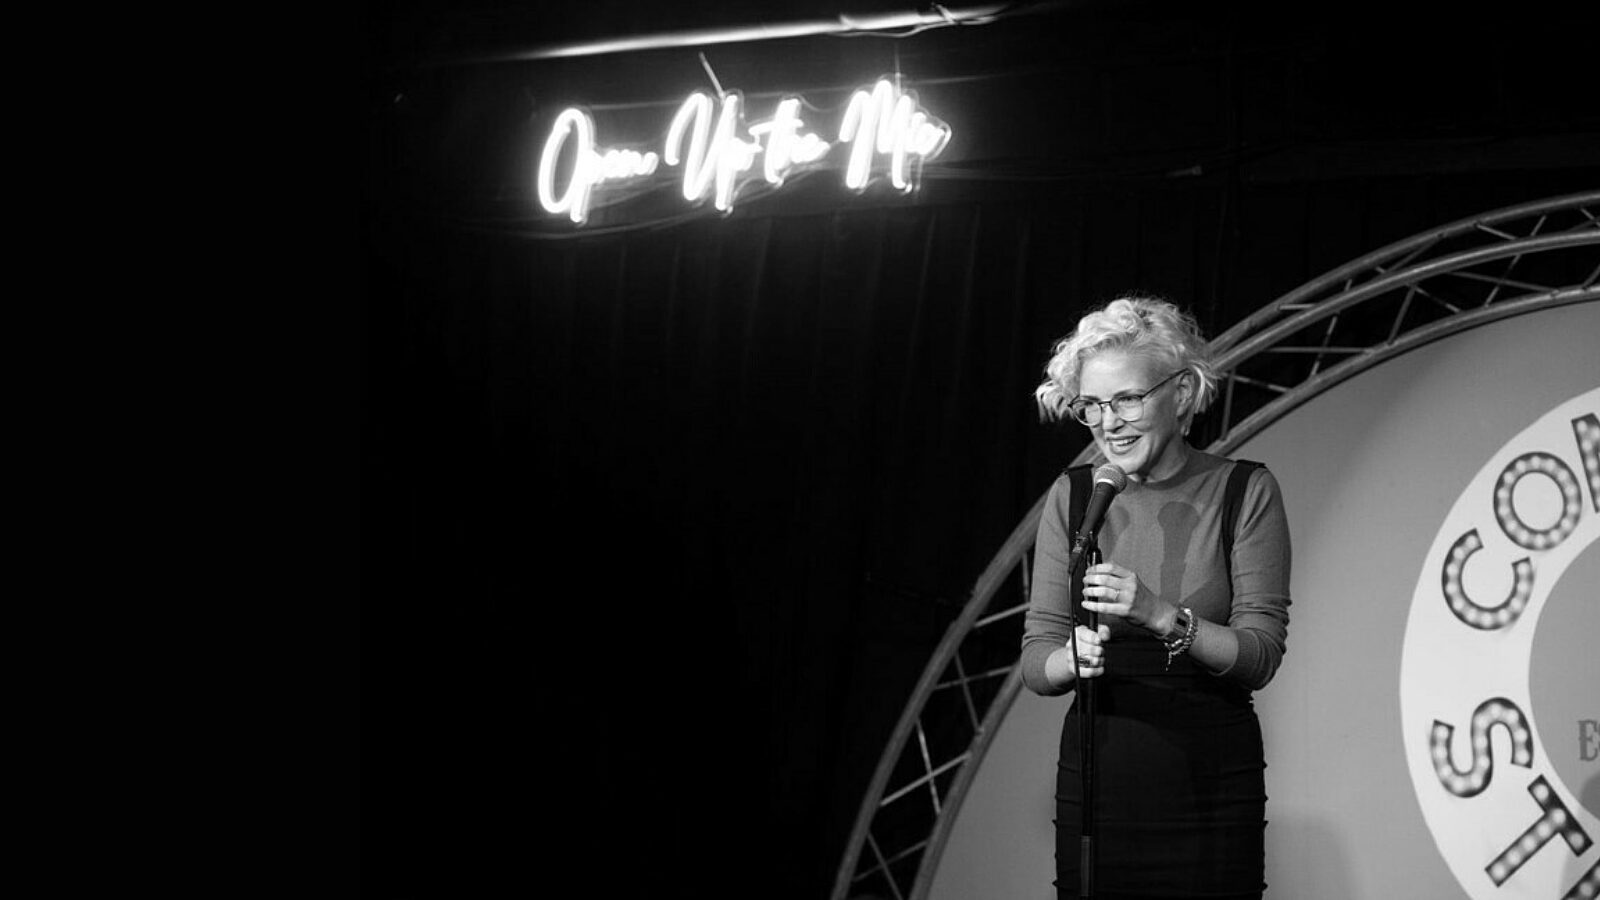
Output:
[1067,370,1184,427]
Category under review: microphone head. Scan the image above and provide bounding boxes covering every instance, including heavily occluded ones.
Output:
[1092,463,1128,492]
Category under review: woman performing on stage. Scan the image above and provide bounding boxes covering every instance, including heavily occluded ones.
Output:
[1022,295,1294,900]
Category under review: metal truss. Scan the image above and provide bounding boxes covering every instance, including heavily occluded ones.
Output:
[830,190,1600,900]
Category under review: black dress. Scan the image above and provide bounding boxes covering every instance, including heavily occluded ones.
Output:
[1054,642,1266,900]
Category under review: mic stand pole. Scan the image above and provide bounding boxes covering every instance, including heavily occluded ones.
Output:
[1068,534,1102,898]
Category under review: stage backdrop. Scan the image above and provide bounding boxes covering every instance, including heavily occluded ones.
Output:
[928,300,1599,899]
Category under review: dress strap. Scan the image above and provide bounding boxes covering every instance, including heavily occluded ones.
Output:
[1222,459,1264,583]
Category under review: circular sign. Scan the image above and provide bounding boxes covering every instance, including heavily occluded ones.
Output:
[1400,389,1600,899]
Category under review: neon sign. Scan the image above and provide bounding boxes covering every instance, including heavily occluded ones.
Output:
[537,78,952,224]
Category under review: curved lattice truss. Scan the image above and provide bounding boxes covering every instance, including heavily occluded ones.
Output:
[831,190,1600,900]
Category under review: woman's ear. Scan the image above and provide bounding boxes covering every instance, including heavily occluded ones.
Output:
[1175,368,1196,412]
[1175,369,1197,434]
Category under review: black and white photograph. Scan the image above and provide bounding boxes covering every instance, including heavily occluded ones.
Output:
[360,2,1600,897]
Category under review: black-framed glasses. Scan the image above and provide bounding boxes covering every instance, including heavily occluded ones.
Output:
[1067,370,1184,427]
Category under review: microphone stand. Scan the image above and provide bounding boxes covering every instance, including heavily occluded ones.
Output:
[1068,534,1102,898]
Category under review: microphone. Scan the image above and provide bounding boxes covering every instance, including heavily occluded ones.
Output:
[1068,463,1127,575]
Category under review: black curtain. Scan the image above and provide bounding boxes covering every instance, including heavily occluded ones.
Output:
[362,172,1596,898]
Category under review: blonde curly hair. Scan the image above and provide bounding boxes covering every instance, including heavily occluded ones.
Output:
[1034,295,1219,426]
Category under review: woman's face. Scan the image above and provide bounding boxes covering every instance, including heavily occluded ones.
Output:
[1077,349,1192,482]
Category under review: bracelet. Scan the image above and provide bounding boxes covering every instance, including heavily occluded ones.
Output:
[1163,606,1197,670]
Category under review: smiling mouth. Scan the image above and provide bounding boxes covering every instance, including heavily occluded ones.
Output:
[1106,434,1139,452]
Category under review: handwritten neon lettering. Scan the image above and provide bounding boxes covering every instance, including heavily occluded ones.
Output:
[537,109,595,223]
[600,147,659,180]
[536,78,951,224]
[665,93,762,211]
[747,98,831,186]
[838,79,951,192]
[537,108,660,224]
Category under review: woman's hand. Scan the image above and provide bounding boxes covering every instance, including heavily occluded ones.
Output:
[1082,562,1170,635]
[1072,623,1111,678]
[1046,623,1111,684]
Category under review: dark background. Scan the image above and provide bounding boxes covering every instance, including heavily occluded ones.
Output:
[360,2,1599,896]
